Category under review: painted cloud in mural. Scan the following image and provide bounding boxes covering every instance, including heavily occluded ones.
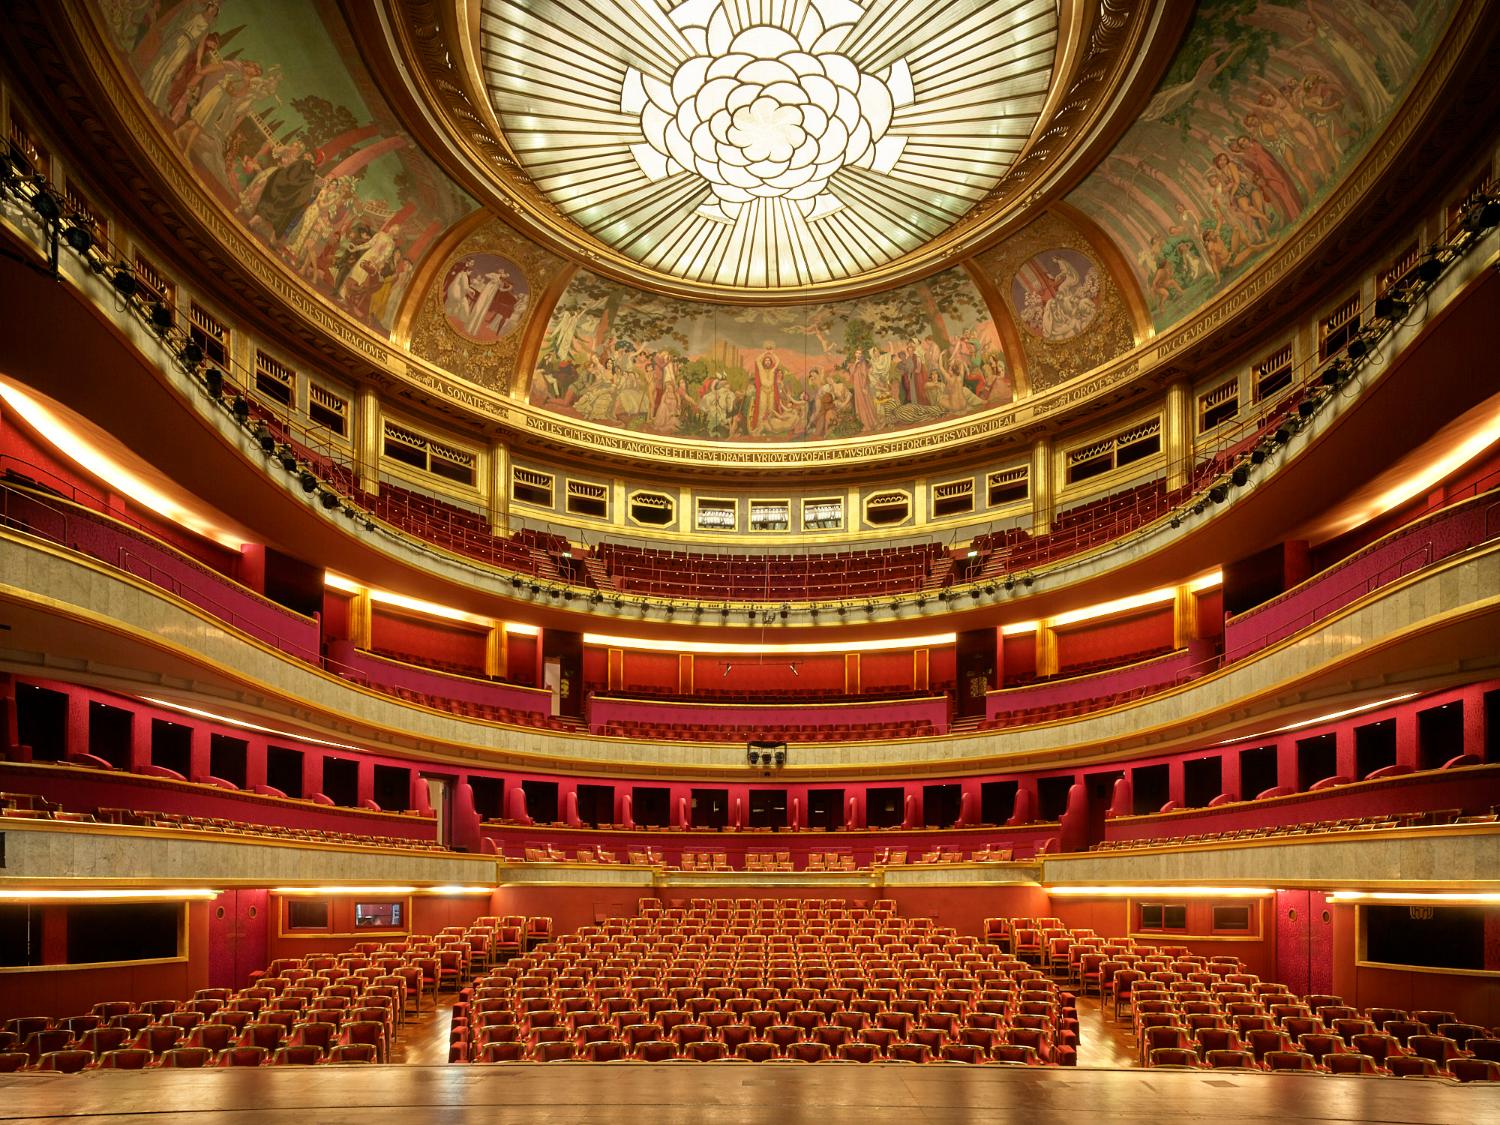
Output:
[1067,0,1454,331]
[106,0,475,336]
[530,268,1009,443]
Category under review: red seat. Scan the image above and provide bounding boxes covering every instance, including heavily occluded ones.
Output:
[96,1048,155,1070]
[216,1046,269,1067]
[157,1047,215,1068]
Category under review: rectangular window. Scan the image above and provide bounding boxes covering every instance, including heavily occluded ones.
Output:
[63,181,106,245]
[1254,344,1294,402]
[1377,243,1420,297]
[565,479,608,518]
[132,252,175,318]
[511,467,553,507]
[1319,294,1361,361]
[1198,380,1238,432]
[748,500,789,531]
[696,498,737,531]
[864,491,910,527]
[308,383,348,436]
[286,899,331,930]
[987,467,1028,506]
[382,422,477,487]
[254,350,295,406]
[1066,418,1161,484]
[802,497,843,530]
[189,302,231,368]
[1212,905,1252,932]
[8,112,49,176]
[932,479,974,518]
[354,902,403,929]
[65,903,181,964]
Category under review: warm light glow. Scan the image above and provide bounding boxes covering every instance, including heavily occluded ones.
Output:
[323,573,538,634]
[1189,571,1223,592]
[1343,407,1500,533]
[139,697,368,752]
[1046,885,1275,898]
[1328,891,1500,904]
[0,379,242,547]
[0,887,220,902]
[1000,621,1038,637]
[272,885,418,896]
[1051,587,1177,628]
[582,631,955,655]
[1214,693,1420,746]
[424,885,495,896]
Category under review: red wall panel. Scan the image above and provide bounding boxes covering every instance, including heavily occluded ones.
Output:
[369,609,487,671]
[1055,606,1175,672]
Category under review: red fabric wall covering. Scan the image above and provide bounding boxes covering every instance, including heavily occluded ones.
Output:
[987,649,1193,715]
[705,653,843,693]
[1002,632,1037,683]
[861,651,916,692]
[263,896,491,964]
[582,648,608,693]
[0,902,211,1023]
[1194,588,1224,638]
[369,609,487,671]
[1055,606,1174,672]
[929,647,957,689]
[338,648,549,713]
[620,651,679,693]
[586,693,948,734]
[506,633,538,685]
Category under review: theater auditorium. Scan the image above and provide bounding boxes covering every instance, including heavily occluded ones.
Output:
[0,0,1498,1120]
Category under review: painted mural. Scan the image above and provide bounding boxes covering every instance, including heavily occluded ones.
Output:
[1067,0,1455,331]
[529,268,1010,442]
[441,253,530,345]
[105,0,475,336]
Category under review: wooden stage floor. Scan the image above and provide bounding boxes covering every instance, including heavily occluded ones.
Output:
[1,1063,1494,1125]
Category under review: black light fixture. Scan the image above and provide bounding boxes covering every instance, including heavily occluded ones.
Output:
[1003,576,1015,591]
[1414,255,1444,284]
[1374,294,1409,320]
[773,749,786,767]
[254,425,275,454]
[1462,196,1500,235]
[1297,397,1317,418]
[720,606,730,618]
[614,597,625,608]
[836,605,846,616]
[29,186,61,223]
[590,591,603,604]
[1250,447,1266,465]
[1170,515,1181,529]
[149,302,173,333]
[780,604,790,619]
[277,447,297,472]
[179,340,204,368]
[232,395,251,423]
[1345,337,1368,361]
[511,576,523,588]
[363,518,375,532]
[664,603,674,615]
[204,367,223,399]
[529,582,541,594]
[1193,500,1207,515]
[1272,425,1292,446]
[1209,483,1229,504]
[110,264,137,298]
[984,583,997,595]
[1230,465,1249,487]
[62,221,93,254]
[298,470,317,493]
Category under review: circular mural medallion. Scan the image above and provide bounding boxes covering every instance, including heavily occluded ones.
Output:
[441,253,530,344]
[1011,248,1102,342]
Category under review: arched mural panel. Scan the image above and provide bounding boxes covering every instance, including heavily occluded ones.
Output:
[528,267,1011,443]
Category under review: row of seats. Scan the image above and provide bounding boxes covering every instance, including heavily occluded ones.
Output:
[94,808,446,852]
[367,647,486,679]
[599,719,936,742]
[380,683,569,730]
[448,900,1080,1065]
[1094,810,1492,851]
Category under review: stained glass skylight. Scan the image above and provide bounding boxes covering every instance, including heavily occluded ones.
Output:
[479,0,1058,288]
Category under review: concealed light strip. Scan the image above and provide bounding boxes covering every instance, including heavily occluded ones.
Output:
[1000,621,1038,637]
[139,697,368,752]
[0,888,220,902]
[1214,693,1420,746]
[582,632,956,655]
[0,379,242,547]
[1046,886,1275,898]
[323,573,538,634]
[1328,891,1500,904]
[273,885,418,896]
[1051,588,1177,628]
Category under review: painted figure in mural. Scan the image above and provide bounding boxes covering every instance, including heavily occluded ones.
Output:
[337,223,402,315]
[1068,0,1443,331]
[140,0,221,110]
[250,143,319,242]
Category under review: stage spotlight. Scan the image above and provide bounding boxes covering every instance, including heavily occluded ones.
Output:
[204,367,223,398]
[720,606,730,618]
[1003,576,1015,591]
[110,264,137,298]
[837,605,846,616]
[62,222,93,254]
[232,396,250,423]
[1414,255,1444,284]
[1250,447,1266,465]
[1170,515,1181,529]
[1209,483,1229,504]
[1021,575,1034,587]
[664,604,674,615]
[984,583,997,595]
[298,470,317,493]
[780,604,789,619]
[614,597,625,608]
[30,187,61,222]
[1374,294,1408,320]
[773,750,786,766]
[179,340,204,368]
[255,427,275,455]
[149,302,173,333]
[1193,501,1207,515]
[590,592,603,604]
[1462,197,1500,234]
[529,583,541,594]
[1272,426,1292,445]
[1297,397,1317,418]
[1231,465,1249,487]
[1345,337,1368,360]
[363,519,375,532]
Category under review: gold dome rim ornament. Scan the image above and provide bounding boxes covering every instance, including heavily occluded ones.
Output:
[361,0,1187,304]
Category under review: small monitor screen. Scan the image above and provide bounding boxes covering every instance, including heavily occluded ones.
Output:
[354,902,403,928]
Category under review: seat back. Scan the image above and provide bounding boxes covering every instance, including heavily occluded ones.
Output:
[158,1047,215,1068]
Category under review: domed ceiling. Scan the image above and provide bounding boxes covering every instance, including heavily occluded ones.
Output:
[478,0,1058,289]
[91,0,1463,456]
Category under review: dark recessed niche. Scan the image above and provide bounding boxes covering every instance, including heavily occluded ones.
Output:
[209,734,248,788]
[66,903,180,964]
[866,787,905,828]
[980,780,1018,825]
[286,899,330,930]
